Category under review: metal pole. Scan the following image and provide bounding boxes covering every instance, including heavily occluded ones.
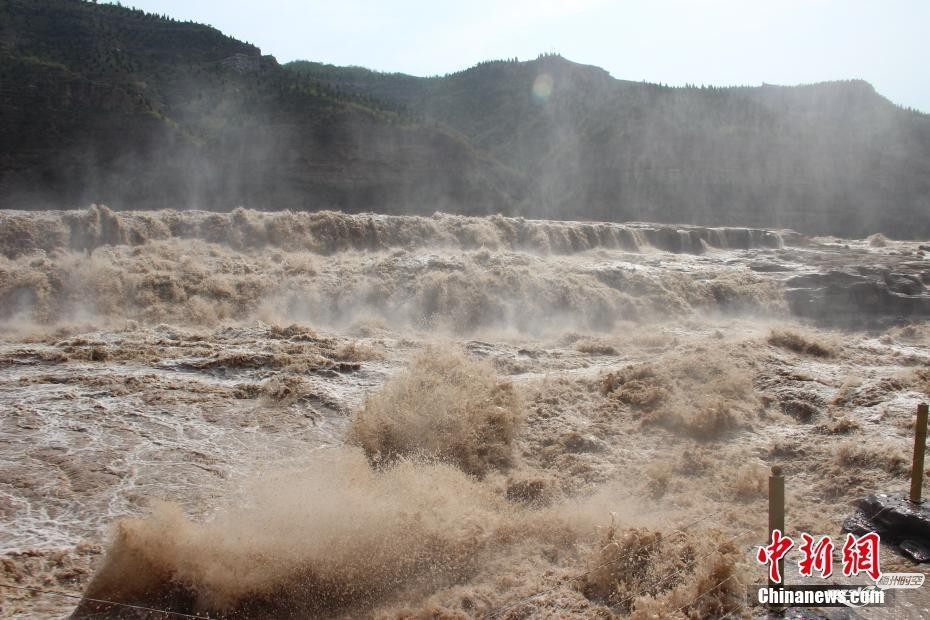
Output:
[910,403,929,504]
[768,465,785,589]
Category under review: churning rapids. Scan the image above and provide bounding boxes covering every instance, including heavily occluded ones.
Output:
[1,207,929,618]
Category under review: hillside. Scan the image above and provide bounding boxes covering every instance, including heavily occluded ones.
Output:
[288,56,930,238]
[0,0,520,214]
[2,1,930,237]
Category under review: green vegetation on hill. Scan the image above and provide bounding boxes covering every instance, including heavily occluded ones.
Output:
[288,55,930,237]
[0,0,519,213]
[3,0,930,237]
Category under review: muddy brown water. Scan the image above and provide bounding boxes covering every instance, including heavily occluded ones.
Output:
[1,209,929,618]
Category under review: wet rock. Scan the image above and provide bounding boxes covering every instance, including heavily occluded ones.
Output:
[844,493,930,561]
[886,273,926,296]
[786,268,930,325]
[842,511,878,537]
[899,539,930,562]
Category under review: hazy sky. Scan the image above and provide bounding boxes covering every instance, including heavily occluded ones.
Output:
[108,0,929,112]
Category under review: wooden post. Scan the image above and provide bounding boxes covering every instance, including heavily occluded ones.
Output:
[768,465,785,589]
[910,403,929,504]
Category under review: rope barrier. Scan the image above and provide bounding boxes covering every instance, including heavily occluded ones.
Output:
[4,517,761,620]
[4,493,774,619]
[483,509,749,619]
[0,582,213,619]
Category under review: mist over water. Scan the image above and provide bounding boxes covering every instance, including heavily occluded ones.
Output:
[3,1,930,616]
[1,206,929,618]
[0,206,789,331]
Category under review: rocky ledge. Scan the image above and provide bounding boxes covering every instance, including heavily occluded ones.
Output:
[844,494,930,562]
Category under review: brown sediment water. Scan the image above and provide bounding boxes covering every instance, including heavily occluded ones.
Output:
[1,208,929,618]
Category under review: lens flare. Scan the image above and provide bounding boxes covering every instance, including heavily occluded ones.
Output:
[532,73,553,103]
